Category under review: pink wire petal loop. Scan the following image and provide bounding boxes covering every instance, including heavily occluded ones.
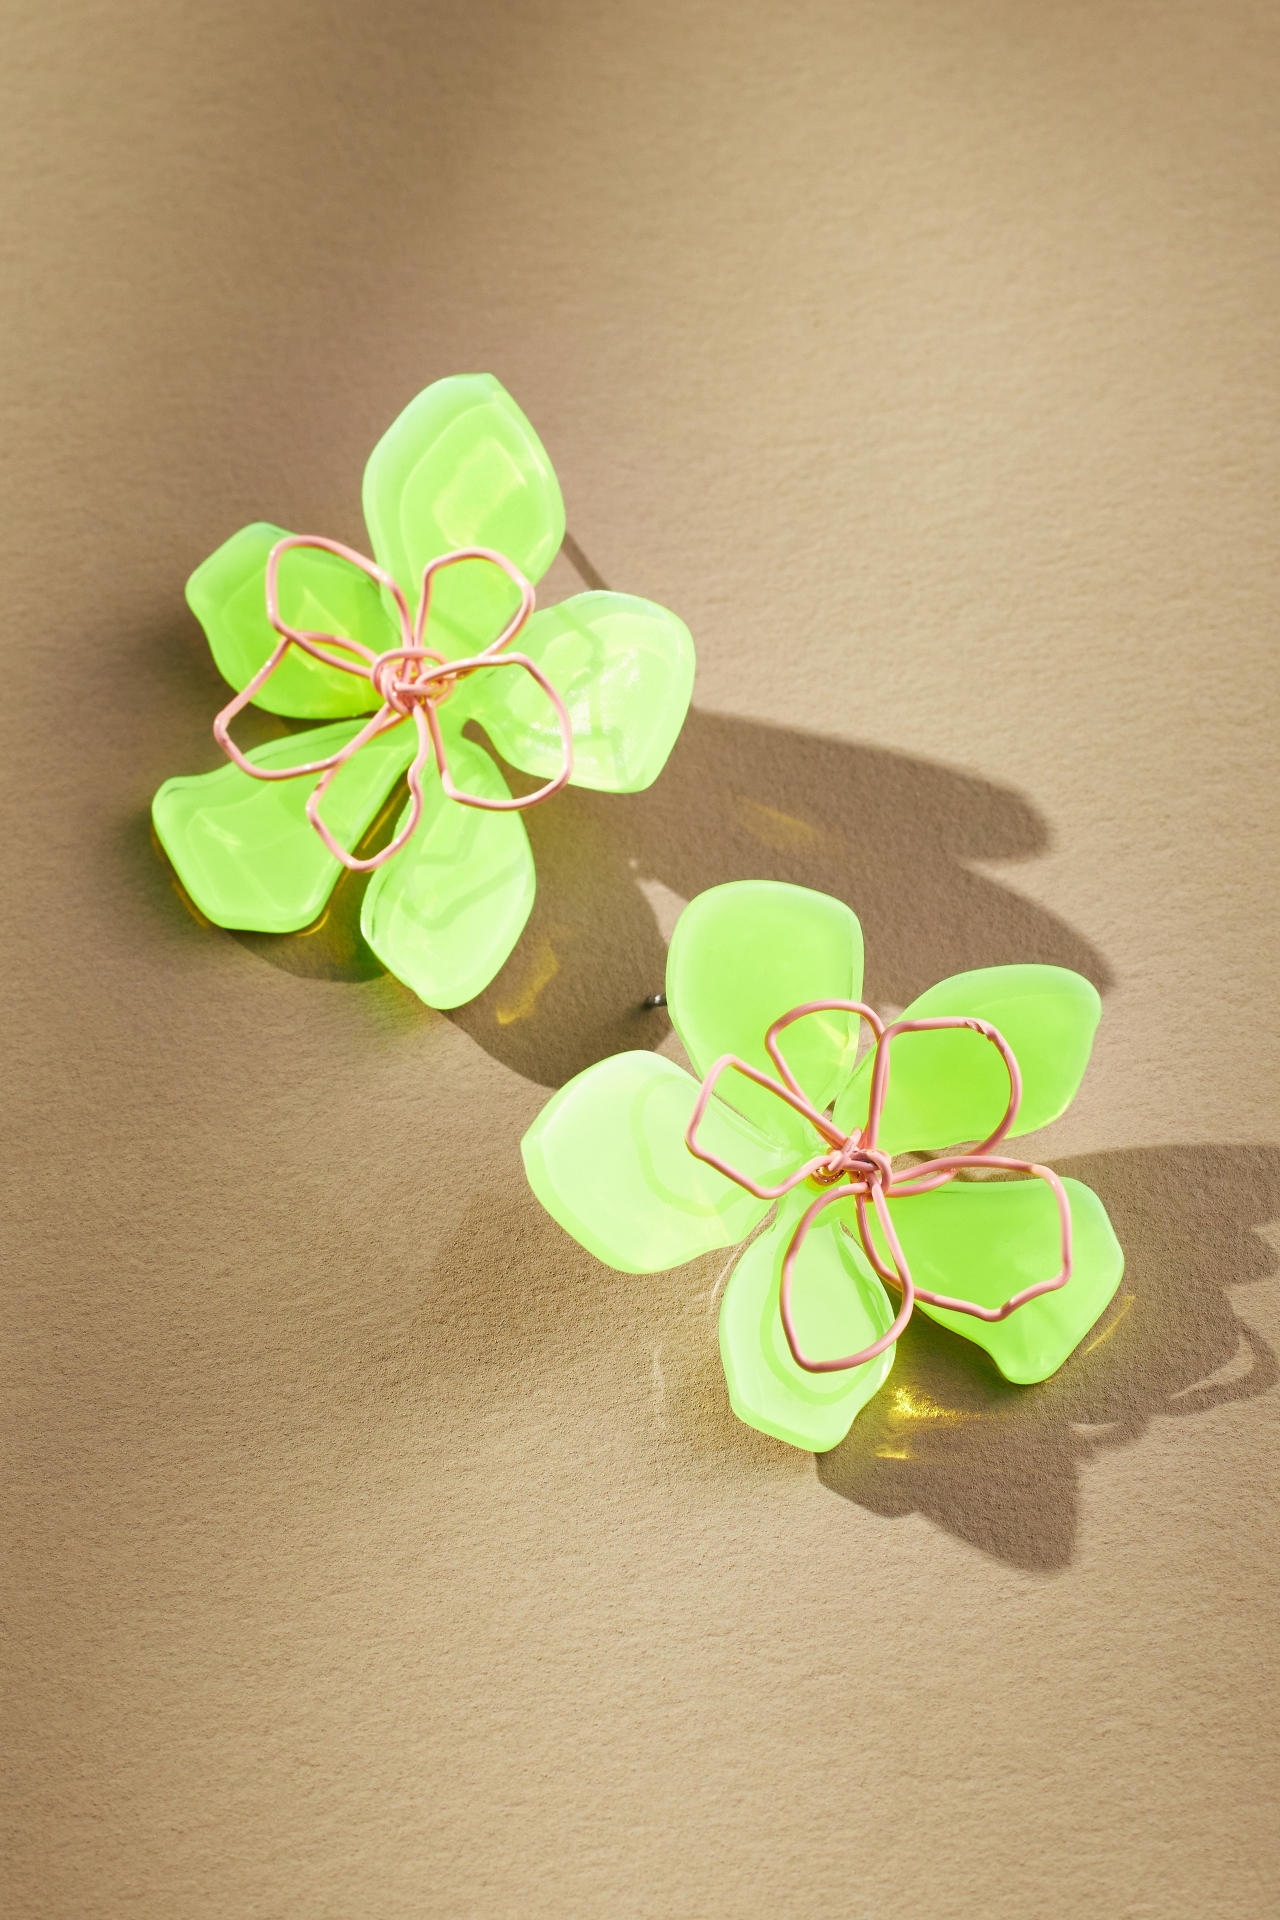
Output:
[864,1013,1023,1158]
[426,653,573,812]
[763,997,885,1105]
[265,534,414,660]
[208,536,574,872]
[685,1052,843,1199]
[779,1181,916,1374]
[689,1001,1075,1377]
[304,704,437,874]
[411,545,536,658]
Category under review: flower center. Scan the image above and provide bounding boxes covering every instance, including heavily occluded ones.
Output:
[371,649,469,717]
[806,1138,894,1193]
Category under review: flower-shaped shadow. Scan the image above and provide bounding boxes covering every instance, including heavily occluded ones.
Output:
[816,1142,1280,1568]
[152,374,694,1008]
[446,705,1113,1088]
[522,880,1123,1453]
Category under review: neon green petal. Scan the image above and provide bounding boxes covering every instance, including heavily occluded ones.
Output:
[470,591,695,793]
[186,523,391,719]
[849,1175,1123,1383]
[666,882,864,1151]
[719,1191,895,1452]
[834,965,1102,1152]
[152,719,417,932]
[522,1052,792,1273]
[360,733,535,1009]
[362,373,565,659]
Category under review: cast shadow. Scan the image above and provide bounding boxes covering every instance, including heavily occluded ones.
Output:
[149,700,1114,1062]
[138,617,408,982]
[143,534,1112,1066]
[816,1143,1280,1572]
[450,706,1112,1086]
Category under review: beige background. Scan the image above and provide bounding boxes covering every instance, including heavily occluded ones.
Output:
[3,1,1278,1914]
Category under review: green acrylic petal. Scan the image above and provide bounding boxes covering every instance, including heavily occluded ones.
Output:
[186,524,390,719]
[522,1052,791,1274]
[834,965,1102,1153]
[152,719,417,932]
[666,882,864,1151]
[360,733,535,1009]
[362,374,565,659]
[474,591,695,793]
[719,1190,895,1452]
[849,1175,1124,1383]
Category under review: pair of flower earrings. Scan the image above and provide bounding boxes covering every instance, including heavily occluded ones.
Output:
[155,373,1124,1457]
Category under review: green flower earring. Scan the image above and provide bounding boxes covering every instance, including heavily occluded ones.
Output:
[153,374,695,1008]
[523,880,1124,1452]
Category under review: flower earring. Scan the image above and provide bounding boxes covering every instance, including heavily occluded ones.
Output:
[154,373,695,1009]
[522,880,1123,1452]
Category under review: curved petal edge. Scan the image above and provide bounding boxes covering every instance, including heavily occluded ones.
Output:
[835,964,1103,1152]
[522,1051,791,1273]
[719,1204,895,1451]
[473,591,695,793]
[667,881,865,1149]
[187,523,389,719]
[852,1173,1125,1383]
[360,734,535,1009]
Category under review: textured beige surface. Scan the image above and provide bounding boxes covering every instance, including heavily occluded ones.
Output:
[3,2,1279,1914]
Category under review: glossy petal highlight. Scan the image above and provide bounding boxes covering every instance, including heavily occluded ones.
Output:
[362,373,565,659]
[152,719,417,932]
[522,1053,792,1274]
[834,965,1102,1152]
[666,881,864,1149]
[360,732,535,1009]
[849,1174,1124,1382]
[719,1195,896,1451]
[474,591,695,792]
[186,524,391,718]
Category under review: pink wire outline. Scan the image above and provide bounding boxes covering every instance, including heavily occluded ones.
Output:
[211,537,575,871]
[685,1000,1074,1374]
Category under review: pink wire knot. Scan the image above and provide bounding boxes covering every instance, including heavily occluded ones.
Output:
[686,1002,1074,1375]
[212,537,574,872]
